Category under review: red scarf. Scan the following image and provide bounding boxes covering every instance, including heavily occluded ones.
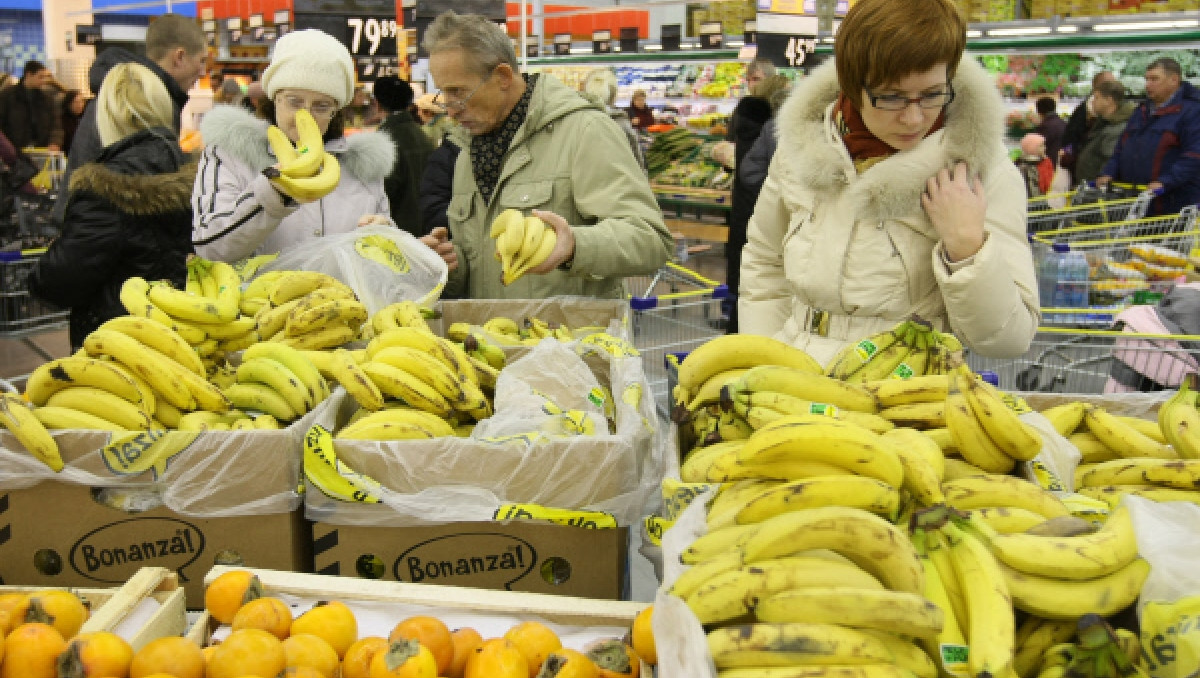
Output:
[834,92,945,172]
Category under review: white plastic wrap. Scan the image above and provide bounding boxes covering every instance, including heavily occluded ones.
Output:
[261,224,448,315]
[1126,495,1200,612]
[306,341,665,528]
[0,405,324,517]
[655,486,718,678]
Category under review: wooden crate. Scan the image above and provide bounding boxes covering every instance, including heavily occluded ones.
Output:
[188,565,647,647]
[2,566,187,651]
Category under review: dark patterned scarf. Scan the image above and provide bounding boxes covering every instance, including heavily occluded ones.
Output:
[470,74,539,203]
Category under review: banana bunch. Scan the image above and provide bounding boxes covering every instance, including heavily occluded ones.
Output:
[0,392,62,471]
[490,209,557,285]
[252,271,364,350]
[175,410,282,431]
[1031,615,1145,678]
[223,342,330,423]
[1158,374,1200,459]
[121,258,254,364]
[826,317,963,382]
[366,300,437,338]
[264,109,340,202]
[1073,457,1200,507]
[946,363,1044,474]
[447,316,598,347]
[672,334,825,410]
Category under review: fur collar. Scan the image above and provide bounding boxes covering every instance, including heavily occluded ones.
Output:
[200,105,395,183]
[776,58,1006,222]
[70,161,197,215]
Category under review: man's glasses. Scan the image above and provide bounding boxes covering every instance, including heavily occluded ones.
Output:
[865,85,955,111]
[278,94,337,118]
[433,71,495,112]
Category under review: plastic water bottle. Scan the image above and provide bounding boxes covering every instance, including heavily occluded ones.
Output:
[1039,243,1070,324]
[1068,250,1091,311]
[1051,247,1089,325]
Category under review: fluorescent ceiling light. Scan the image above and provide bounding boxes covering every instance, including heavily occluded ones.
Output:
[1093,19,1199,30]
[1055,25,1078,32]
[966,29,983,37]
[986,26,1053,36]
[821,36,835,43]
[727,40,744,46]
[569,47,590,54]
[645,44,663,50]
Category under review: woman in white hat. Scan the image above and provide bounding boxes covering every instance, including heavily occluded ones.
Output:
[191,29,396,262]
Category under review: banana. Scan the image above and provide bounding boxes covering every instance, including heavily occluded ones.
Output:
[489,208,524,238]
[371,347,465,404]
[268,271,351,306]
[732,475,901,525]
[217,330,260,353]
[337,420,435,440]
[923,529,969,638]
[482,316,521,337]
[243,342,329,405]
[223,382,297,422]
[847,335,917,384]
[24,356,154,413]
[716,667,917,678]
[373,301,433,334]
[707,479,778,527]
[1076,457,1200,489]
[155,400,183,428]
[243,270,288,299]
[881,428,945,505]
[1013,618,1079,678]
[684,368,749,411]
[858,631,937,678]
[999,557,1151,620]
[976,503,1139,580]
[706,623,897,669]
[913,532,969,678]
[34,405,126,432]
[236,357,313,415]
[939,521,1015,678]
[462,334,507,371]
[1041,401,1088,437]
[286,298,368,337]
[676,336,824,406]
[1070,432,1122,463]
[755,588,944,640]
[329,348,385,411]
[739,506,924,595]
[969,506,1047,534]
[278,110,326,178]
[278,323,357,350]
[921,427,955,451]
[181,315,259,341]
[432,336,480,387]
[943,475,1070,519]
[44,387,153,430]
[685,555,886,625]
[505,218,556,285]
[1117,415,1168,444]
[99,316,205,377]
[361,362,452,417]
[680,440,747,482]
[267,124,300,166]
[864,374,949,408]
[304,428,383,503]
[119,277,206,343]
[1077,483,1200,507]
[83,328,196,410]
[731,365,878,413]
[681,523,759,564]
[365,327,442,359]
[731,391,894,433]
[825,323,909,381]
[734,417,905,487]
[1084,405,1176,459]
[254,414,281,430]
[269,152,341,202]
[945,389,1015,474]
[0,394,62,471]
[208,260,242,320]
[466,355,500,390]
[956,365,1042,461]
[339,407,455,438]
[177,411,249,430]
[146,280,231,324]
[878,401,946,429]
[1159,378,1200,459]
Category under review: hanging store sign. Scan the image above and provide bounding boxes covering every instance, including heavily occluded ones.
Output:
[526,36,540,58]
[756,13,817,67]
[553,33,572,55]
[619,27,639,53]
[592,29,612,54]
[294,0,402,81]
[755,0,848,13]
[661,23,682,51]
[698,21,723,49]
[743,19,758,44]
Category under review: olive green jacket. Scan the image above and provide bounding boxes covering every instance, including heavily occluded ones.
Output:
[445,74,672,299]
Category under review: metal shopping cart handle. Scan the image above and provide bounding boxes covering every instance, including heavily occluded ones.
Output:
[0,378,19,395]
[1086,180,1164,197]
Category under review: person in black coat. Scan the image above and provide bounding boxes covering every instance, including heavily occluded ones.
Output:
[1035,96,1067,168]
[419,132,462,236]
[0,61,60,151]
[1061,71,1118,182]
[31,63,195,349]
[374,76,434,237]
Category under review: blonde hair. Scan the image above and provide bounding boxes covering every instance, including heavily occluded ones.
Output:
[95,63,175,147]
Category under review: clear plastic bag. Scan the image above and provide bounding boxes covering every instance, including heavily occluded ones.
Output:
[261,224,448,315]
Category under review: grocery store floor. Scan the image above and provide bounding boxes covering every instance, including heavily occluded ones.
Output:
[0,326,70,387]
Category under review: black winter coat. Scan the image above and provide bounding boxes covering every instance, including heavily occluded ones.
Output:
[378,110,435,237]
[53,48,190,224]
[419,137,461,235]
[0,84,57,150]
[31,129,195,348]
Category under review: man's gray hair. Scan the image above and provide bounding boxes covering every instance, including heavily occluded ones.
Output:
[1147,57,1182,78]
[423,11,518,78]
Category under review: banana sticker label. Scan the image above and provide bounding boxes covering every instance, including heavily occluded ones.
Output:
[939,643,969,675]
[854,339,881,361]
[1000,392,1034,415]
[494,504,618,529]
[578,333,640,358]
[355,235,411,274]
[643,516,675,546]
[303,424,382,503]
[1026,459,1067,492]
[808,403,839,416]
[587,387,608,411]
[662,479,716,520]
[101,429,200,480]
[890,362,916,380]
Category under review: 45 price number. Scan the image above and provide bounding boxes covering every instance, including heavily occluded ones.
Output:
[783,36,817,66]
[347,17,399,56]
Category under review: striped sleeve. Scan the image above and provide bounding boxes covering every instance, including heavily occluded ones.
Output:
[191,145,294,262]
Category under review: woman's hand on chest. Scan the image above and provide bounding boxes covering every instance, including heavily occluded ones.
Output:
[920,162,986,263]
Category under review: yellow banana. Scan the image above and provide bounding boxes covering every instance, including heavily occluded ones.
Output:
[466,355,499,390]
[44,387,153,430]
[939,521,1015,678]
[217,330,260,353]
[680,523,759,564]
[956,365,1042,461]
[922,427,955,451]
[278,323,357,350]
[236,357,313,415]
[675,336,824,406]
[155,400,183,428]
[24,356,154,413]
[505,218,556,285]
[330,348,385,411]
[34,406,126,432]
[978,503,1139,580]
[969,506,1047,534]
[680,439,747,482]
[1070,432,1121,463]
[945,389,1015,474]
[99,315,205,377]
[1084,405,1176,459]
[371,346,465,404]
[266,124,299,165]
[286,298,368,337]
[339,407,455,438]
[943,475,1070,519]
[223,382,297,422]
[734,417,905,487]
[1116,415,1168,444]
[242,342,329,405]
[706,623,896,669]
[278,110,326,178]
[361,362,452,417]
[864,374,949,408]
[999,557,1151,620]
[826,322,909,381]
[270,152,340,202]
[1158,379,1200,459]
[882,427,945,505]
[147,280,232,324]
[180,315,258,341]
[482,316,520,337]
[1076,457,1200,489]
[1077,483,1200,507]
[268,271,351,306]
[914,532,970,678]
[878,401,946,429]
[1041,401,1088,436]
[755,587,944,640]
[1013,618,1080,678]
[83,328,195,410]
[119,277,205,343]
[732,475,901,525]
[729,364,877,413]
[0,393,62,471]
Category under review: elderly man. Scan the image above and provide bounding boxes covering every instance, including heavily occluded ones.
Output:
[419,11,672,300]
[1098,57,1200,215]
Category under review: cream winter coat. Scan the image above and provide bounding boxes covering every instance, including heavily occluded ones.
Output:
[739,58,1039,366]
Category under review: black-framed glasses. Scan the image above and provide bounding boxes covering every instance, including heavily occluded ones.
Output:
[433,71,495,112]
[865,84,955,111]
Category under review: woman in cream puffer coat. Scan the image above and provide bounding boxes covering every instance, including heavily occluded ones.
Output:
[739,55,1040,366]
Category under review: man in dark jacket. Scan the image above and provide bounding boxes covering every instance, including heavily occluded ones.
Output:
[374,76,435,237]
[1061,71,1117,182]
[0,61,60,151]
[1075,80,1136,184]
[1099,57,1200,216]
[52,14,206,224]
[420,135,462,236]
[1035,96,1066,168]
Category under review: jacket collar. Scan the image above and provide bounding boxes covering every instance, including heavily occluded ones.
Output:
[70,159,196,216]
[512,73,601,147]
[199,104,395,183]
[775,57,1006,222]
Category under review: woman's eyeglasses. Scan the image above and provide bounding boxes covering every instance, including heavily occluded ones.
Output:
[865,85,955,111]
[279,94,337,118]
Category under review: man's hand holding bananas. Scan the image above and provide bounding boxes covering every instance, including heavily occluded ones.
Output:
[264,109,340,203]
[488,209,576,285]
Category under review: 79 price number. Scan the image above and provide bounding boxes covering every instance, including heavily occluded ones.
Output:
[346,17,399,56]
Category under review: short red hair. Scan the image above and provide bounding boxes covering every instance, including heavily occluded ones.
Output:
[834,0,967,107]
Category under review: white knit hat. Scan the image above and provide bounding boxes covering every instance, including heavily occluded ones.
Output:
[262,29,356,108]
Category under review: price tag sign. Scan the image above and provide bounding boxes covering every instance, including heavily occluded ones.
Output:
[744,19,758,45]
[592,29,612,54]
[554,33,572,56]
[75,24,102,46]
[248,14,263,28]
[755,13,817,67]
[661,23,682,51]
[698,21,723,49]
[619,26,639,53]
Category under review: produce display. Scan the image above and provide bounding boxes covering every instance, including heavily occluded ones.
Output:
[645,129,732,190]
[657,317,1200,678]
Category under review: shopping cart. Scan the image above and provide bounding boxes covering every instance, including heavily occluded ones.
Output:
[625,262,728,417]
[1026,185,1156,234]
[0,248,68,336]
[1033,206,1199,328]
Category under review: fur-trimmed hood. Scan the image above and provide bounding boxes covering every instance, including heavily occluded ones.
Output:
[200,104,396,183]
[775,57,1008,222]
[68,129,196,216]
